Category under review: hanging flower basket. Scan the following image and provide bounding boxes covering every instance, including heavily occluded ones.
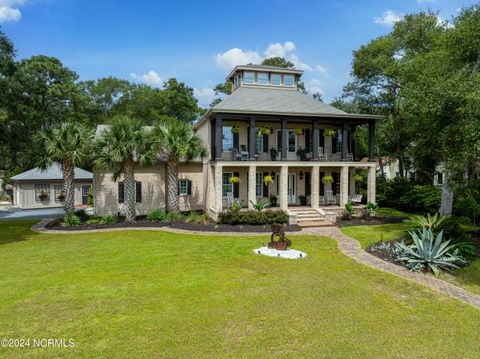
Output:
[324,129,336,137]
[263,175,274,186]
[353,174,364,183]
[231,126,240,134]
[228,176,241,184]
[38,191,49,200]
[57,192,66,201]
[294,128,303,135]
[258,127,271,136]
[321,175,333,184]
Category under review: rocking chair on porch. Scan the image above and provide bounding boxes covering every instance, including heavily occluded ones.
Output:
[317,147,328,161]
[325,190,336,205]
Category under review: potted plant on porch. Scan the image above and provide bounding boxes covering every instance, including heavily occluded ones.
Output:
[296,148,307,160]
[324,129,336,137]
[228,176,241,184]
[269,147,278,161]
[321,175,333,184]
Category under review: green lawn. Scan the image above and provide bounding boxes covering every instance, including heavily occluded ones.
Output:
[342,222,480,297]
[1,221,480,358]
[341,223,412,249]
[376,207,414,218]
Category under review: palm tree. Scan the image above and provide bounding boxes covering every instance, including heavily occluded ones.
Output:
[153,119,207,212]
[36,122,94,216]
[94,116,157,221]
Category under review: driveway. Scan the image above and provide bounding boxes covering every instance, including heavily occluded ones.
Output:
[0,207,64,221]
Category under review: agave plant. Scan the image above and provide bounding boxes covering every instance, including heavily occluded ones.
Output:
[395,228,462,276]
[249,200,269,212]
[407,213,446,232]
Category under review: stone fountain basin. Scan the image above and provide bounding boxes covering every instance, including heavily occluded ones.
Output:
[253,247,307,259]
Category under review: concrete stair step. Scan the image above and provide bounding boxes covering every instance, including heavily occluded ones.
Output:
[298,220,335,228]
[297,216,325,221]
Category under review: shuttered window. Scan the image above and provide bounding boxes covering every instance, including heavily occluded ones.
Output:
[118,182,142,203]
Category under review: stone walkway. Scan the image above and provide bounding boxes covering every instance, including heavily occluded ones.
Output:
[31,220,480,308]
[306,226,480,309]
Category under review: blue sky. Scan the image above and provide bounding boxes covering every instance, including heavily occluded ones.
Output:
[0,0,476,107]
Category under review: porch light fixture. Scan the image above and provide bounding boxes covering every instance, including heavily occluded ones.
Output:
[299,171,304,180]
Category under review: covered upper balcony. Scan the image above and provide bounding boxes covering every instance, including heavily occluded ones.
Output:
[193,65,382,162]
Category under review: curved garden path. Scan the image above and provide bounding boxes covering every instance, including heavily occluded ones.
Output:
[32,220,480,308]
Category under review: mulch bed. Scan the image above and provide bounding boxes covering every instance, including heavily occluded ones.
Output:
[46,219,301,233]
[336,215,407,228]
[365,238,409,268]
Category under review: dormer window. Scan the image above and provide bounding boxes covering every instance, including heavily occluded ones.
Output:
[284,74,295,87]
[271,73,281,86]
[257,72,268,85]
[244,71,255,84]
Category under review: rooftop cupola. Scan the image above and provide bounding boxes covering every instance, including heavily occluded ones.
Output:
[226,65,303,92]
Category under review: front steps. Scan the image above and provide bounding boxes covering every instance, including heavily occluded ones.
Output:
[288,208,334,228]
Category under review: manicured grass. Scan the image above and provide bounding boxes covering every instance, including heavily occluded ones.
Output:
[376,207,414,218]
[343,222,480,297]
[341,222,412,249]
[1,221,480,358]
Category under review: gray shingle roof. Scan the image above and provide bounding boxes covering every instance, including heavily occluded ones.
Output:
[212,87,347,116]
[11,163,93,181]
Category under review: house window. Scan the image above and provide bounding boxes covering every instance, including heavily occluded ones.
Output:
[223,172,233,197]
[54,185,65,202]
[437,173,443,185]
[35,184,50,202]
[283,74,294,87]
[256,173,263,197]
[257,72,268,85]
[118,182,142,203]
[222,126,233,152]
[179,179,192,196]
[244,71,255,84]
[271,73,281,86]
[255,128,263,154]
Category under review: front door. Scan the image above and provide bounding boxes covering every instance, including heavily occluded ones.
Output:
[287,130,297,160]
[288,173,296,204]
[82,185,91,205]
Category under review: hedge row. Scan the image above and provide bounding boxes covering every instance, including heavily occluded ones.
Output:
[218,210,288,225]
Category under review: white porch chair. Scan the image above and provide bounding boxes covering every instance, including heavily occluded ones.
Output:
[349,194,363,204]
[317,147,328,160]
[325,190,336,205]
[346,152,354,161]
[226,192,235,208]
[240,145,249,161]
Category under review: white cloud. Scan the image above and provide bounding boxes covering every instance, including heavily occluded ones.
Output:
[215,41,328,76]
[194,87,215,100]
[0,6,20,22]
[215,48,262,72]
[374,10,403,27]
[315,64,328,75]
[306,79,325,95]
[0,0,26,23]
[130,70,164,86]
[264,41,295,58]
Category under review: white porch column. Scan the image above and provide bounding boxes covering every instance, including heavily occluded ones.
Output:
[340,165,349,206]
[367,165,376,204]
[214,164,223,212]
[311,166,320,209]
[279,165,288,210]
[248,165,257,209]
[349,169,356,195]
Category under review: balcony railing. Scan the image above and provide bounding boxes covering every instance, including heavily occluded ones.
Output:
[225,145,352,162]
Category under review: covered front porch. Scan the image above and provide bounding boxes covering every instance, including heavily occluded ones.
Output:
[210,161,376,212]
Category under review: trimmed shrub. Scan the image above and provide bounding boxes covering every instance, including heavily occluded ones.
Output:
[218,210,288,225]
[147,208,168,222]
[75,209,89,221]
[101,213,117,224]
[399,185,441,213]
[185,211,210,224]
[62,214,81,227]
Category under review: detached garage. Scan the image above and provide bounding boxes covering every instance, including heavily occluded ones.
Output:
[11,163,93,209]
